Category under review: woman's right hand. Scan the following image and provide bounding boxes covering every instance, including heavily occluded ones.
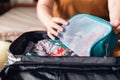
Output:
[46,17,68,40]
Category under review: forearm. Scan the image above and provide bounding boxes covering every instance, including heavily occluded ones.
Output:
[108,0,120,22]
[37,0,54,27]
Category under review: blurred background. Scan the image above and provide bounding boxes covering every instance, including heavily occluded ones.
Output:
[0,0,41,41]
[0,0,38,15]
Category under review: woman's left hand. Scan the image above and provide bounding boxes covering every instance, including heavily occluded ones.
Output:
[110,19,120,34]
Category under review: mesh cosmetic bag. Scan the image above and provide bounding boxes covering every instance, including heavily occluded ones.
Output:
[58,14,118,56]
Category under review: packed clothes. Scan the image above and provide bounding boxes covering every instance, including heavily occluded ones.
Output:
[26,39,78,56]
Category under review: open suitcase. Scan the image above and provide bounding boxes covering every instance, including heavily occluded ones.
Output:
[0,14,120,80]
[0,31,120,80]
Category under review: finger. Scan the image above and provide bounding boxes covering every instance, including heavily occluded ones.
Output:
[49,28,59,36]
[52,17,68,25]
[47,32,55,40]
[51,23,63,31]
[110,20,120,29]
[114,25,120,34]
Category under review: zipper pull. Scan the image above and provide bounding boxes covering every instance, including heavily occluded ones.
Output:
[105,43,109,57]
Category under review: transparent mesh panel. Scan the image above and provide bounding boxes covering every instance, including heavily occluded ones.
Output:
[59,17,110,56]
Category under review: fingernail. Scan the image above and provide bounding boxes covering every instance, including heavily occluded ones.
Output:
[60,28,63,32]
[65,22,69,25]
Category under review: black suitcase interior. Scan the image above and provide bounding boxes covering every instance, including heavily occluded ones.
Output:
[0,31,120,80]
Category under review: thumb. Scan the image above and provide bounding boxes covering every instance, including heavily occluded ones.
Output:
[110,19,120,29]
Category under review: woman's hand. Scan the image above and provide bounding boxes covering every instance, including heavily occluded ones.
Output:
[108,0,120,34]
[46,17,68,40]
[110,19,120,34]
